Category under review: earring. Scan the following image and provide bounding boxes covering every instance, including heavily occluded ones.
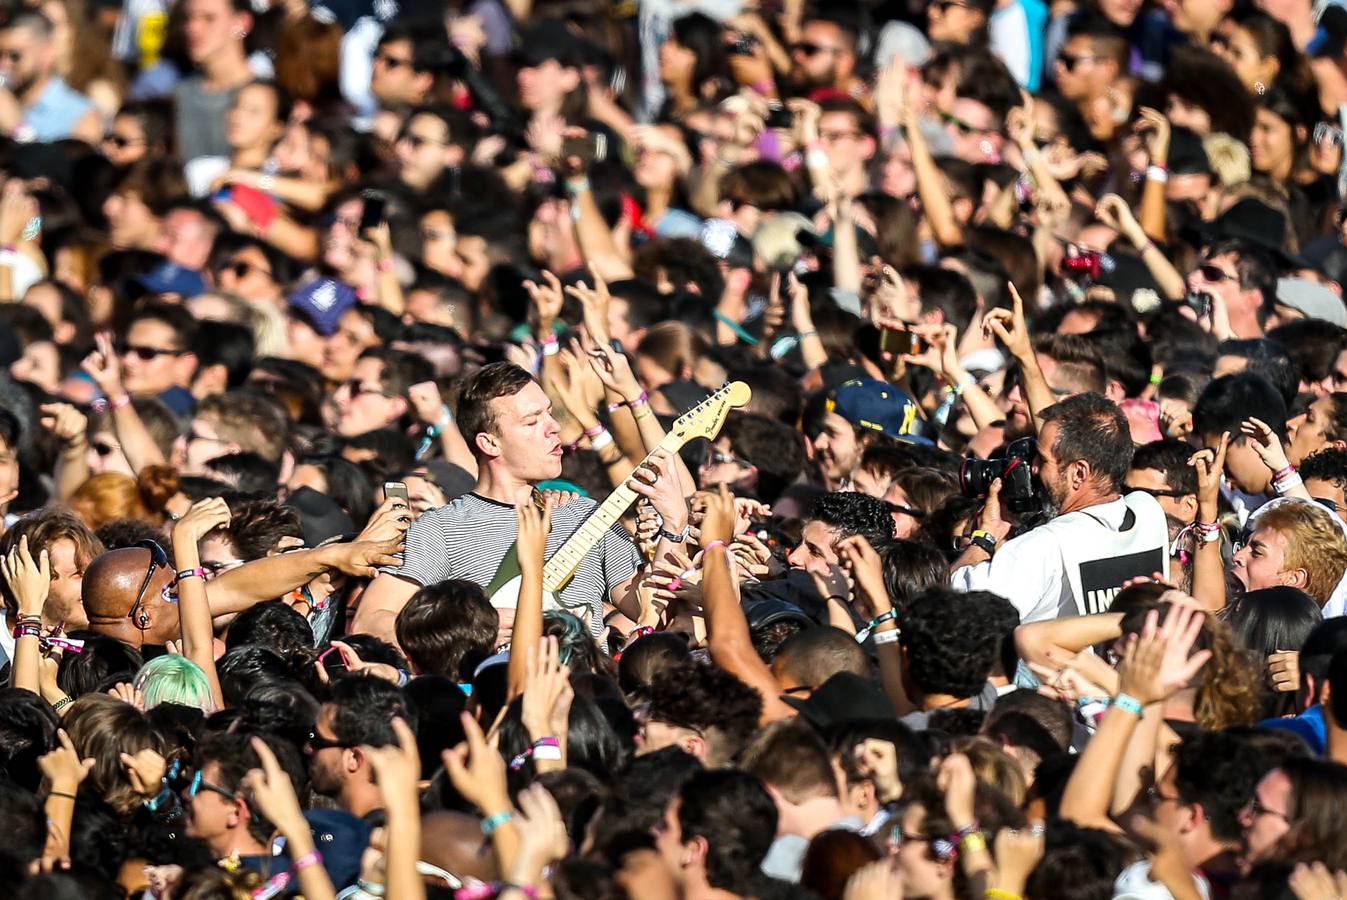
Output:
[1255,80,1266,95]
[234,29,248,39]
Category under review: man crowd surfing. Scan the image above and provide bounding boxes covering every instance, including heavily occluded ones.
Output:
[9,0,1347,896]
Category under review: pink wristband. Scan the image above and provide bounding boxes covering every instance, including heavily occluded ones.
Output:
[293,850,322,871]
[701,539,729,559]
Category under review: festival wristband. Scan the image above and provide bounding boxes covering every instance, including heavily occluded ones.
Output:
[1111,693,1144,716]
[481,811,514,836]
[856,609,898,643]
[176,567,207,581]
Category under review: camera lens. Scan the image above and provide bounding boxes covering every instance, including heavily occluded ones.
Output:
[960,457,1007,499]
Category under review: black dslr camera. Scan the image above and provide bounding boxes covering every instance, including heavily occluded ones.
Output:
[960,437,1039,514]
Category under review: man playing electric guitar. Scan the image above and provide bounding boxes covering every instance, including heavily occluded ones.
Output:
[353,362,692,644]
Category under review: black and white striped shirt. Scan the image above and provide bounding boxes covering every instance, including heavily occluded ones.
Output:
[390,493,641,634]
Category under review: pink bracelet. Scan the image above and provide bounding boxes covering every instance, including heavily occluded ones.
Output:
[607,400,625,413]
[293,850,323,871]
[583,423,606,439]
[701,539,729,559]
[627,391,649,409]
[1274,464,1296,482]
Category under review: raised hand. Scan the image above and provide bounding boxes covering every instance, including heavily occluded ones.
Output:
[119,746,167,797]
[317,639,403,685]
[40,729,94,792]
[1116,605,1212,707]
[936,752,977,829]
[241,737,308,836]
[838,535,890,611]
[3,535,50,619]
[39,403,87,451]
[442,711,510,816]
[407,381,446,426]
[585,341,643,403]
[983,283,1033,363]
[843,858,904,900]
[520,636,573,747]
[81,333,124,399]
[700,483,736,548]
[976,478,1012,544]
[511,783,570,880]
[171,497,231,550]
[523,271,565,335]
[358,496,414,544]
[1135,106,1171,164]
[107,681,145,710]
[326,535,405,578]
[360,717,422,812]
[1094,194,1146,245]
[1240,417,1292,475]
[1188,433,1228,519]
[1291,862,1347,900]
[564,264,614,346]
[627,449,688,534]
[1268,650,1300,694]
[516,498,553,579]
[993,823,1046,894]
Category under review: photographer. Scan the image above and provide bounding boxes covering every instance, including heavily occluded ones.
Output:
[951,393,1169,622]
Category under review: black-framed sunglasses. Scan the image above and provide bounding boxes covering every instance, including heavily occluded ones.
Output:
[103,133,144,150]
[1123,484,1193,499]
[226,259,271,281]
[128,540,169,629]
[117,342,184,361]
[1195,263,1235,284]
[306,729,351,754]
[886,501,925,519]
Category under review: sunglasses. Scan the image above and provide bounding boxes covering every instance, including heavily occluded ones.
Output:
[938,109,992,137]
[128,539,169,629]
[341,379,392,398]
[1057,52,1101,72]
[117,343,183,361]
[886,501,925,519]
[306,729,350,753]
[226,260,271,280]
[1123,484,1193,499]
[1196,264,1235,284]
[188,769,238,802]
[702,449,750,468]
[791,41,840,57]
[103,134,143,150]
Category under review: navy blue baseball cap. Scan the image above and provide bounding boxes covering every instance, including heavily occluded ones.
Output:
[287,278,358,337]
[827,378,933,445]
[135,262,205,298]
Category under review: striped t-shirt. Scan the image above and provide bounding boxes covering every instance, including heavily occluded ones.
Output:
[390,492,642,634]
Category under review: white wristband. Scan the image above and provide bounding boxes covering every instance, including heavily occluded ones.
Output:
[589,430,614,451]
[873,628,901,645]
[532,744,563,761]
[1146,165,1168,184]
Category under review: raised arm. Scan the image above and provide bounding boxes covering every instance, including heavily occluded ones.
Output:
[700,484,796,722]
[207,536,403,618]
[1060,605,1211,830]
[171,498,232,710]
[359,720,426,900]
[508,499,552,699]
[41,404,91,501]
[839,535,910,714]
[243,737,337,900]
[984,283,1054,434]
[6,536,49,694]
[1095,194,1187,302]
[1187,435,1229,613]
[81,333,167,473]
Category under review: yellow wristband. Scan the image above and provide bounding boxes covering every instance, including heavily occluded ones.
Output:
[986,890,1022,900]
[961,831,988,853]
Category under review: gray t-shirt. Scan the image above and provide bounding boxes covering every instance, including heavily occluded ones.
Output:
[174,76,238,163]
[390,492,642,635]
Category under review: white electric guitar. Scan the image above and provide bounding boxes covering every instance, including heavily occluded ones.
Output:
[485,381,753,612]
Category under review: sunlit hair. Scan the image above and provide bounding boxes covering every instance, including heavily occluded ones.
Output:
[1255,500,1347,606]
[133,654,218,714]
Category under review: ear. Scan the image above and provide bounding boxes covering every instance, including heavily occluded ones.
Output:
[475,430,500,459]
[1105,379,1126,403]
[1332,440,1347,451]
[1180,493,1198,518]
[683,834,709,870]
[346,746,363,774]
[1283,567,1310,591]
[1179,801,1203,835]
[681,734,706,760]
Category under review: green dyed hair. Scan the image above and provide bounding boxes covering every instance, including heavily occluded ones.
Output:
[133,654,217,713]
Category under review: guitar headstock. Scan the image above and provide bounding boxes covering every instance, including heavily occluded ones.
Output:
[668,381,752,446]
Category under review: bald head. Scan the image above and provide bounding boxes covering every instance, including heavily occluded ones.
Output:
[419,811,499,884]
[83,546,177,644]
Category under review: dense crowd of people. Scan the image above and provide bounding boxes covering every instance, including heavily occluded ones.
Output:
[11,0,1347,897]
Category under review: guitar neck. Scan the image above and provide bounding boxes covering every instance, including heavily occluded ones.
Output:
[542,435,682,592]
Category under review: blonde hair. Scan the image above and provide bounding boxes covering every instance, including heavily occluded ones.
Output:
[950,736,1027,807]
[1203,132,1251,187]
[1256,500,1347,606]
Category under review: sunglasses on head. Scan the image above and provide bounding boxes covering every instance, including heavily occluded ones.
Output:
[128,539,169,629]
[117,342,183,361]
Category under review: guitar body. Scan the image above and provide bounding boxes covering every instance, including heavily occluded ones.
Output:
[484,381,752,616]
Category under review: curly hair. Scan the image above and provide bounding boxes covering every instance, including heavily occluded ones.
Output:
[1254,500,1347,607]
[806,491,895,549]
[1121,601,1264,729]
[645,663,763,766]
[899,588,1005,700]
